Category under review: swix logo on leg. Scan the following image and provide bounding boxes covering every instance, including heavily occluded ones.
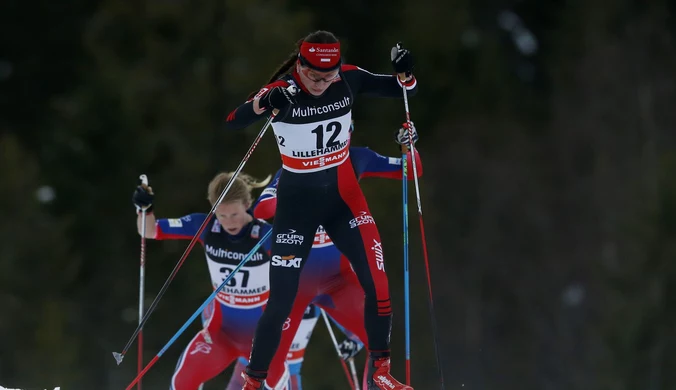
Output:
[189,341,212,355]
[371,239,385,271]
[276,229,304,245]
[349,211,375,228]
[271,255,303,268]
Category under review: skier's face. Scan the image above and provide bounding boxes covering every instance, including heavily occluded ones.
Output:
[215,201,251,236]
[298,64,339,96]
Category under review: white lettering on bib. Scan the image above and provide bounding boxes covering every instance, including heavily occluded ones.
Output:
[205,253,270,308]
[273,111,352,173]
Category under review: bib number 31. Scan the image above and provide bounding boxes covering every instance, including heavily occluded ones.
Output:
[219,267,250,287]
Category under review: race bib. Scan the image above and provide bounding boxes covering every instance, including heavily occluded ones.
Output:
[205,254,270,308]
[273,111,352,173]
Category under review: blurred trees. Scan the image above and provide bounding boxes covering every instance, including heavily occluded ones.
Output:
[1,0,676,389]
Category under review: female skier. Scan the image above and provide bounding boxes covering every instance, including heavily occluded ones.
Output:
[224,29,418,386]
[251,130,421,389]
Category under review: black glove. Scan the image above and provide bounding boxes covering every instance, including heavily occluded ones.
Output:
[390,42,414,76]
[338,339,363,361]
[133,183,154,214]
[395,121,419,146]
[260,85,298,111]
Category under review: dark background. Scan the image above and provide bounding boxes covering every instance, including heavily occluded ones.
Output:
[2,0,676,389]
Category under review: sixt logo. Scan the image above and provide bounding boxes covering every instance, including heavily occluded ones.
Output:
[271,255,303,268]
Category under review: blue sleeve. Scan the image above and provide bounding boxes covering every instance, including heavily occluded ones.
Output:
[253,169,281,207]
[252,169,282,221]
[349,147,400,177]
[350,146,422,180]
[155,213,209,240]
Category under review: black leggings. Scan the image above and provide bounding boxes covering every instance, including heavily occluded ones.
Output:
[247,159,392,375]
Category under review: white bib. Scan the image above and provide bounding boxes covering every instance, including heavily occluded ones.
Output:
[273,111,352,173]
[205,253,270,308]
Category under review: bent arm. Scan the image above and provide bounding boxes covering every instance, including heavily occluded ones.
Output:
[341,65,418,98]
[351,146,423,180]
[224,81,289,130]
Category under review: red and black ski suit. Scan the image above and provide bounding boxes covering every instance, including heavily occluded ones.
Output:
[224,64,417,383]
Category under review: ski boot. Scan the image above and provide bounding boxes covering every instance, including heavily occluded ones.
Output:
[367,353,413,390]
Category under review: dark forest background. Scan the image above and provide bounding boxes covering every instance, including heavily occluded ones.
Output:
[2,1,676,389]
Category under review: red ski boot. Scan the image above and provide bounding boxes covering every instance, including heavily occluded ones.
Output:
[241,369,266,390]
[367,355,413,390]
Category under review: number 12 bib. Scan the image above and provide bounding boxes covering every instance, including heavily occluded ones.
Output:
[273,111,352,173]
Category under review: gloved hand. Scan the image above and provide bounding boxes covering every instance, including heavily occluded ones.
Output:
[338,339,363,361]
[132,177,154,214]
[260,85,298,111]
[390,42,414,76]
[395,121,419,146]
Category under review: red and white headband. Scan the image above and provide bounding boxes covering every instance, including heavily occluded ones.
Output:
[299,41,341,71]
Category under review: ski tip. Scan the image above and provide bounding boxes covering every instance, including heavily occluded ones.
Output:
[112,352,124,365]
